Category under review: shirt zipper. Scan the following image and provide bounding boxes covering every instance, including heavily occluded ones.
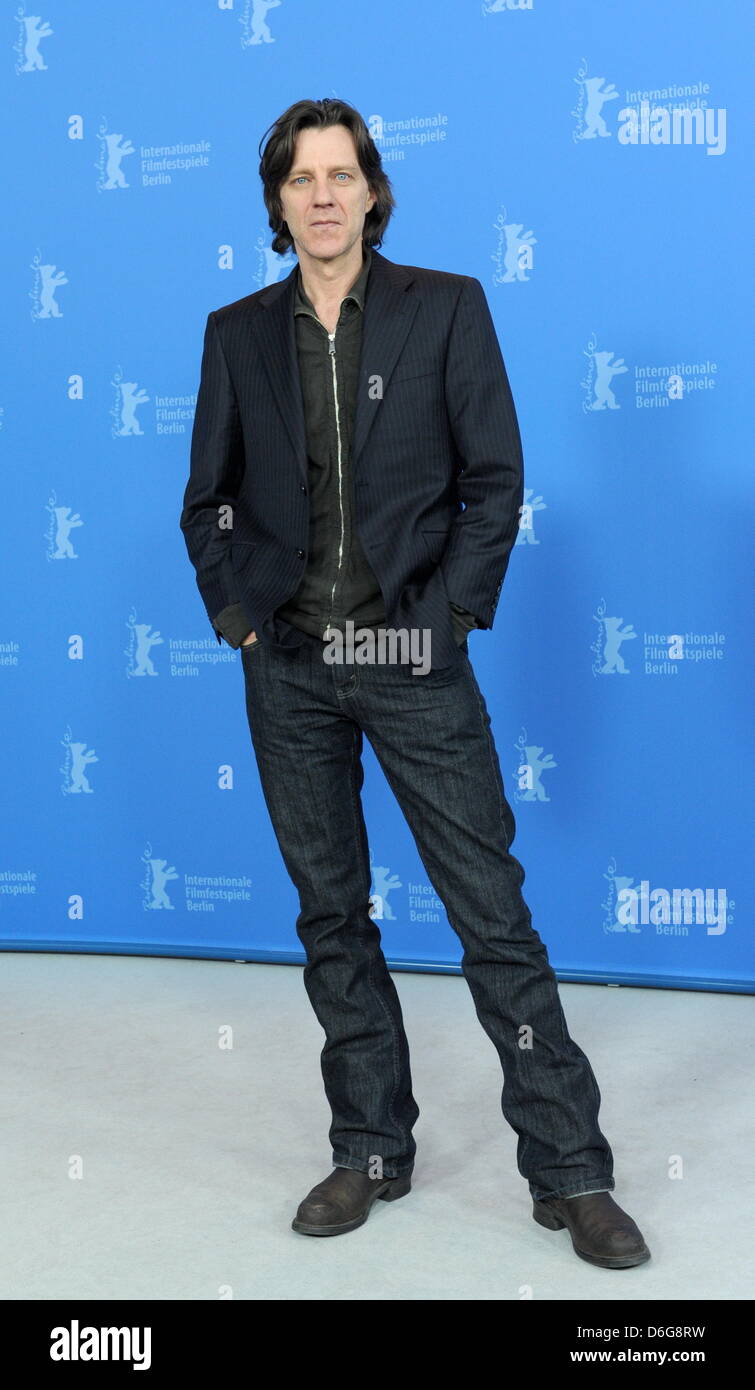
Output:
[308,319,345,640]
[325,332,346,639]
[303,301,347,636]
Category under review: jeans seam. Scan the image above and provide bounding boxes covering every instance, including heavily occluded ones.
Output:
[344,719,406,1169]
[467,665,510,854]
[465,663,539,1178]
[466,663,611,1198]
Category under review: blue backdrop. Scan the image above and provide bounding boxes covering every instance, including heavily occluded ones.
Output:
[3,1,751,992]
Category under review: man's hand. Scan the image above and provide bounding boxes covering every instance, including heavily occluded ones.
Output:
[241,631,258,646]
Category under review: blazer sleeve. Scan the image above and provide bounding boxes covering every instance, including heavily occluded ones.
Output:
[179,311,248,642]
[441,277,524,629]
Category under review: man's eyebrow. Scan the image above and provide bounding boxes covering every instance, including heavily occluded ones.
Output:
[288,164,360,176]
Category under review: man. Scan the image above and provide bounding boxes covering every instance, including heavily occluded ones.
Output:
[180,98,650,1269]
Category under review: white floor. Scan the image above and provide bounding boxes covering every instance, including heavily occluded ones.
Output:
[1,952,752,1301]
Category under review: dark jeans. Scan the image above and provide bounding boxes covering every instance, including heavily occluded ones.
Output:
[240,630,615,1202]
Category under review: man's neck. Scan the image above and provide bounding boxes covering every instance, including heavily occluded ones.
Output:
[298,246,366,318]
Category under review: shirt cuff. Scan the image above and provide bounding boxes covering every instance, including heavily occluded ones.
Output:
[449,602,480,644]
[212,603,253,649]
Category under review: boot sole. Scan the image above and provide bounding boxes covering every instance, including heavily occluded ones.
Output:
[532,1198,651,1269]
[291,1173,412,1236]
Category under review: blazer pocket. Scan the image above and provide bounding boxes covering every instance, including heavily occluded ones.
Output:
[391,363,437,383]
[230,541,256,570]
[422,529,450,560]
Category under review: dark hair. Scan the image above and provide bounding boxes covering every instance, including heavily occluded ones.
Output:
[258,98,396,255]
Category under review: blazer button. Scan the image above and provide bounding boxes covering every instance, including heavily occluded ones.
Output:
[299,483,307,493]
[296,548,305,559]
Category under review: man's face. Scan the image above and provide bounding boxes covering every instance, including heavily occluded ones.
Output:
[278,123,376,264]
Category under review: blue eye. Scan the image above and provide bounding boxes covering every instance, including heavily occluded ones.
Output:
[292,172,351,185]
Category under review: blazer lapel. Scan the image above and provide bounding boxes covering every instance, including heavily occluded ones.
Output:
[351,249,418,473]
[253,262,307,480]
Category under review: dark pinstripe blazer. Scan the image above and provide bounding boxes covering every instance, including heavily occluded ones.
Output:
[180,247,524,670]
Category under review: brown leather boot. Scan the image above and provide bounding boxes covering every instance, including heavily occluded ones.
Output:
[532,1191,651,1268]
[292,1166,413,1236]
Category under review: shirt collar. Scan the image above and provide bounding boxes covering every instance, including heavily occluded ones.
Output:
[294,246,371,316]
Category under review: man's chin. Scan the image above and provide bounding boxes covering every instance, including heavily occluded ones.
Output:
[296,235,350,261]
